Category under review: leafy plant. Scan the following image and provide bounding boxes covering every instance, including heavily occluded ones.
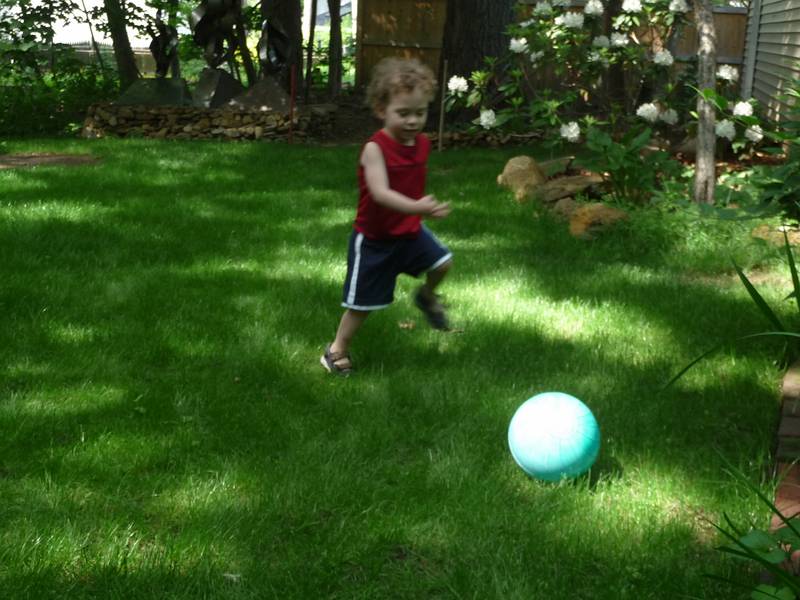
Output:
[574,126,682,203]
[701,461,800,600]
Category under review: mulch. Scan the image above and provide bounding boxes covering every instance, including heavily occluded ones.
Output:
[0,153,102,170]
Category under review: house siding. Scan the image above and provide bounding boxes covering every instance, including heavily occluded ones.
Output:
[744,0,800,120]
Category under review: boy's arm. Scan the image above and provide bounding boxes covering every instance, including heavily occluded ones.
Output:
[361,142,449,217]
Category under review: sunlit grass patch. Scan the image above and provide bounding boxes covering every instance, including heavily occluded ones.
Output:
[0,137,790,599]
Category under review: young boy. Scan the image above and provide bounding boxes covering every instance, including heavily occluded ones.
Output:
[321,57,453,375]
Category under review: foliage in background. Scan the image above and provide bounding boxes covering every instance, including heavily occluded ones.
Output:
[575,126,682,203]
[0,42,118,136]
[446,0,692,134]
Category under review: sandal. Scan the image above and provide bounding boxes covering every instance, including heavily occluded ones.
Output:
[320,343,353,376]
[414,287,450,331]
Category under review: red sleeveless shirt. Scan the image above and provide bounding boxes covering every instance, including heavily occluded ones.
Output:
[354,129,430,239]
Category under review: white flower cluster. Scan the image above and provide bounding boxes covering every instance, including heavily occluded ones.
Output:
[560,121,581,142]
[636,103,660,123]
[733,100,753,116]
[588,50,609,66]
[659,108,678,125]
[715,119,736,141]
[479,109,497,130]
[555,12,585,28]
[636,103,680,125]
[530,50,545,65]
[592,35,610,48]
[669,0,690,11]
[622,0,642,12]
[533,1,553,15]
[717,65,739,82]
[611,32,629,47]
[509,38,529,53]
[652,50,674,67]
[447,76,469,95]
[745,125,764,143]
[584,0,605,16]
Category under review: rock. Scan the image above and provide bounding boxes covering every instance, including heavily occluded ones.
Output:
[534,173,605,204]
[569,203,629,239]
[538,157,573,177]
[551,197,578,220]
[497,155,547,202]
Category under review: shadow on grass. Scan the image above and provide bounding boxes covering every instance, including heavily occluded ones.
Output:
[0,140,776,599]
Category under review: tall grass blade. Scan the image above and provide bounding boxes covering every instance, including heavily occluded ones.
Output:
[734,262,787,332]
[664,332,800,390]
[784,229,800,316]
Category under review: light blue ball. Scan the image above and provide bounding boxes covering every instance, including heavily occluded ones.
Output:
[508,392,600,481]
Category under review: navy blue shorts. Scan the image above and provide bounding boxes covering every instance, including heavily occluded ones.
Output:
[342,225,452,310]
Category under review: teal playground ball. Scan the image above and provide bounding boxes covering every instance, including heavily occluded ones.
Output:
[508,392,600,481]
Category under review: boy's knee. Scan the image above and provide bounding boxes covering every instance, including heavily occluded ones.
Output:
[434,259,452,274]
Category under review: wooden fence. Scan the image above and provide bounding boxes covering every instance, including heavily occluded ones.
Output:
[355,0,447,86]
[355,0,747,87]
[671,6,748,67]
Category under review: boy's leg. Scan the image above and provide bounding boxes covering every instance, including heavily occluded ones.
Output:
[419,259,452,301]
[415,260,452,330]
[321,309,370,374]
[405,226,453,330]
[331,309,369,358]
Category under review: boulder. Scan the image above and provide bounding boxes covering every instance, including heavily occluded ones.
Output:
[497,155,547,202]
[534,173,604,204]
[551,197,578,220]
[569,203,629,239]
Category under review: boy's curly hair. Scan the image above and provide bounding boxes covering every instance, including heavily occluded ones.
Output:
[366,57,437,113]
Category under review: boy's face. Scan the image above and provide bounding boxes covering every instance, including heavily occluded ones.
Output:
[378,88,429,145]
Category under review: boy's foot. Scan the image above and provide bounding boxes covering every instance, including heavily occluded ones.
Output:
[414,287,450,331]
[320,344,353,376]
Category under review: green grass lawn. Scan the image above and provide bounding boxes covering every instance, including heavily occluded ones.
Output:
[0,137,791,598]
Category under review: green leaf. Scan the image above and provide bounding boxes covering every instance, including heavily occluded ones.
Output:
[784,229,800,317]
[751,584,796,600]
[739,530,787,564]
[733,262,787,332]
[663,332,800,389]
[629,127,652,151]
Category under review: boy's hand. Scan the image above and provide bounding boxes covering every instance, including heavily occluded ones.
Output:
[418,195,451,219]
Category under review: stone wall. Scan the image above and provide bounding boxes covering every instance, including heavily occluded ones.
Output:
[81,103,334,142]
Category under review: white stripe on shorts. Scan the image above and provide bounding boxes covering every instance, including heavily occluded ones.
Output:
[421,225,452,272]
[346,232,364,306]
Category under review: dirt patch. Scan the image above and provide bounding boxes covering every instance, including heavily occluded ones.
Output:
[0,153,102,170]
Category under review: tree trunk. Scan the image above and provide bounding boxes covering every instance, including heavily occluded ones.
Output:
[693,0,717,204]
[236,17,257,86]
[441,0,515,80]
[328,0,343,98]
[262,0,304,95]
[103,0,139,90]
[168,0,181,78]
[305,0,318,102]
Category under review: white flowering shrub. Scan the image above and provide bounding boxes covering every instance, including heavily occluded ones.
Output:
[444,0,696,136]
